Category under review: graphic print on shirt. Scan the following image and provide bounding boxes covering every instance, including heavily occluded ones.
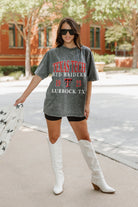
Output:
[64,78,72,87]
[51,60,86,95]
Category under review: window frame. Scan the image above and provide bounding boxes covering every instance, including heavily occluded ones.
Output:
[17,24,24,48]
[90,27,95,48]
[105,27,115,51]
[46,26,52,47]
[96,27,100,48]
[90,25,101,49]
[9,22,24,48]
[9,23,15,47]
[38,25,45,48]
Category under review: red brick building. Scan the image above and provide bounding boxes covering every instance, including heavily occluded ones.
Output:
[0,22,114,66]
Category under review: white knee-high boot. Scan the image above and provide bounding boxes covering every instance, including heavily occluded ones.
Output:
[48,137,64,195]
[79,139,115,194]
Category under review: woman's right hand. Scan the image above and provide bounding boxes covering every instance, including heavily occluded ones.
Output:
[14,75,42,107]
[14,96,26,106]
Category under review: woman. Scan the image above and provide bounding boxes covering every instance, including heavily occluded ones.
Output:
[14,17,115,195]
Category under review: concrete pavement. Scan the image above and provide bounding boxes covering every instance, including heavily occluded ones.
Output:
[0,126,138,207]
[0,70,138,206]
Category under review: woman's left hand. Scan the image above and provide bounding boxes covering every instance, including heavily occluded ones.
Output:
[84,104,90,120]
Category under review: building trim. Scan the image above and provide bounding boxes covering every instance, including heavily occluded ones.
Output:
[0,55,25,58]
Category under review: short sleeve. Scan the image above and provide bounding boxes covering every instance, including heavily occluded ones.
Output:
[87,51,99,81]
[34,52,50,80]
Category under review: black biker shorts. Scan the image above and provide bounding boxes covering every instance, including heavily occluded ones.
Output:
[45,114,86,122]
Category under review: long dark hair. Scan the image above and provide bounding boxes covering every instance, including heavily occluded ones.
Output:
[56,17,82,49]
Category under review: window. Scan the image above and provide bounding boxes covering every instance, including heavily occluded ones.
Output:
[90,27,94,48]
[96,28,100,48]
[38,25,52,47]
[105,42,110,49]
[46,27,52,47]
[105,41,115,50]
[9,24,15,47]
[38,26,44,47]
[105,28,115,50]
[90,26,100,48]
[17,24,23,47]
[105,28,110,49]
[9,23,24,47]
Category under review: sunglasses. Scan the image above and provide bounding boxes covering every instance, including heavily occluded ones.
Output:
[61,29,75,35]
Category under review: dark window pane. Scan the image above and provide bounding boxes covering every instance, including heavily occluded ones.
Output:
[105,28,110,49]
[96,28,100,48]
[38,26,44,47]
[9,24,15,47]
[105,42,110,49]
[90,27,94,48]
[46,27,52,47]
[17,24,23,47]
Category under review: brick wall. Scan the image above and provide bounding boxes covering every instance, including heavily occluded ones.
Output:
[0,24,25,66]
[0,22,114,66]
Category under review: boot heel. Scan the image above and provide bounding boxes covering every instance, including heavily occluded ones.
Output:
[92,183,100,191]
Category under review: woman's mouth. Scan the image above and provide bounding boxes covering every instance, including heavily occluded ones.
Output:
[65,37,71,40]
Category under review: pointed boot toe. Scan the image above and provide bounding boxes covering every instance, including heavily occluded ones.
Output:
[53,184,64,195]
[92,178,115,194]
[53,175,64,195]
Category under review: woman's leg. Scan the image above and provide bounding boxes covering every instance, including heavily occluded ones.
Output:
[46,118,62,144]
[69,119,115,194]
[68,118,91,141]
[46,118,64,195]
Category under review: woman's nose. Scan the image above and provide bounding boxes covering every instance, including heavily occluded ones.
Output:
[66,31,70,35]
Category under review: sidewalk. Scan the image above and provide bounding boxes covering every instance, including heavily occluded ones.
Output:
[0,126,137,207]
[95,69,138,86]
[0,69,138,88]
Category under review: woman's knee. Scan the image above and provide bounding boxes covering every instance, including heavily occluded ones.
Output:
[49,134,60,144]
[78,133,91,142]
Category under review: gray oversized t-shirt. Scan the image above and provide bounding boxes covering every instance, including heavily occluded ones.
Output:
[35,45,99,117]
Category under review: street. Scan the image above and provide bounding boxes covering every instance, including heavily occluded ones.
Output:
[0,72,138,170]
